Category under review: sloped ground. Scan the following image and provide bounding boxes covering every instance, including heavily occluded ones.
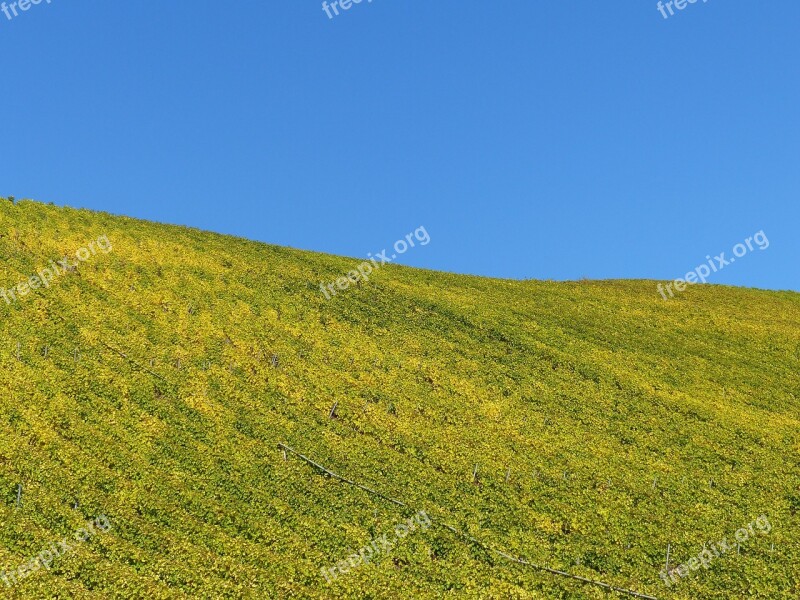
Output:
[0,199,798,599]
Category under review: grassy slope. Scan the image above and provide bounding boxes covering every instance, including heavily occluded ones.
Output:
[0,199,798,599]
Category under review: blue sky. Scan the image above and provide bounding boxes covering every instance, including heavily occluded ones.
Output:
[1,1,797,291]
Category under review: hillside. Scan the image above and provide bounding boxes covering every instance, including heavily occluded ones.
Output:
[0,199,798,599]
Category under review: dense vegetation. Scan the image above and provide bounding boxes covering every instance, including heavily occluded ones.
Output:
[0,199,798,599]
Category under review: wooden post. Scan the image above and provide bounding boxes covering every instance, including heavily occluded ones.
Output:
[505,467,511,483]
[329,402,338,419]
[665,543,671,573]
[15,484,22,507]
[472,464,479,483]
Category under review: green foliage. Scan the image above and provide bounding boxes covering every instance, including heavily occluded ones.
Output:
[0,200,798,599]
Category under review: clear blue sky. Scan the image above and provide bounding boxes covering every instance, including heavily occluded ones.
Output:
[1,1,797,291]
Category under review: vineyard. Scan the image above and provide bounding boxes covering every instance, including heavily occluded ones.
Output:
[0,198,798,599]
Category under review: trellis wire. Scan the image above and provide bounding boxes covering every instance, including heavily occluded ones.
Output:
[278,443,658,600]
